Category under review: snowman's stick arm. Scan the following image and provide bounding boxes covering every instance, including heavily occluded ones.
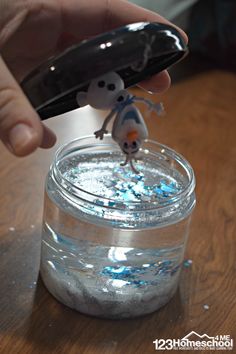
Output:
[101,108,117,130]
[133,97,165,115]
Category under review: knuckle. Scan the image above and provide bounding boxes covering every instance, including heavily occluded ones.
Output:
[0,86,18,109]
[0,86,19,131]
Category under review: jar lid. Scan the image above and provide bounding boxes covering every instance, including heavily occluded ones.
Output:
[21,22,187,120]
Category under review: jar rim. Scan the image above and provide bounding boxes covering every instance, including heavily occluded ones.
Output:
[52,135,195,211]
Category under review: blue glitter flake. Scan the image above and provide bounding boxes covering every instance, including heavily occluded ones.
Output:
[134,174,143,181]
[106,173,181,204]
[160,180,178,193]
[154,180,180,199]
[101,260,181,287]
[122,190,136,201]
[102,266,136,280]
[144,185,150,190]
[120,188,127,193]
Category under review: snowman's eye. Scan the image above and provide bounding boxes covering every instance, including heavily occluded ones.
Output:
[98,80,105,88]
[123,142,128,149]
[108,83,116,91]
[132,141,137,148]
[117,95,124,102]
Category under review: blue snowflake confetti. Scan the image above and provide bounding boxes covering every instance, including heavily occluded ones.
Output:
[101,260,181,287]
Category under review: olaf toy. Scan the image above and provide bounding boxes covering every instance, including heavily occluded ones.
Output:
[76,72,164,173]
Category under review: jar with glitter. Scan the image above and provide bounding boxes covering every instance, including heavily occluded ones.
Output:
[40,135,196,319]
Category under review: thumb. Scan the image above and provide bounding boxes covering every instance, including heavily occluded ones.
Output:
[0,56,44,156]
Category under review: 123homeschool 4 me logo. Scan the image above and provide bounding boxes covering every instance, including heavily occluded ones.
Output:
[153,331,234,351]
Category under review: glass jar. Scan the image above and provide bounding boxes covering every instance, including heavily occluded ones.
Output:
[40,135,196,319]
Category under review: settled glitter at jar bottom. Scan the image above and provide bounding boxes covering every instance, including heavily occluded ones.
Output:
[40,223,184,319]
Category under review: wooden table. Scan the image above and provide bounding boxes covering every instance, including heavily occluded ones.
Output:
[0,70,235,353]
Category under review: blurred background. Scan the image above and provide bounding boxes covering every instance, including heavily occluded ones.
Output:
[130,0,236,75]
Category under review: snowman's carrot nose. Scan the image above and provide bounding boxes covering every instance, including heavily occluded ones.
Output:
[127,130,138,142]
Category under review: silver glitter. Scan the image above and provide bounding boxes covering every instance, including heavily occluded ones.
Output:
[203,304,210,310]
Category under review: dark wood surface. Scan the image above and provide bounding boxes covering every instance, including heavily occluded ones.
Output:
[0,70,235,354]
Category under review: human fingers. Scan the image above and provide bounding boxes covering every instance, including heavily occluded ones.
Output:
[60,0,188,42]
[40,124,57,149]
[0,56,54,156]
[60,0,186,94]
[139,70,171,93]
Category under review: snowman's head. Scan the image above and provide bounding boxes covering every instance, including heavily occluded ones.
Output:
[76,72,125,110]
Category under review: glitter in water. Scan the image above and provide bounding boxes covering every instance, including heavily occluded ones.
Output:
[62,154,184,206]
[40,150,194,318]
[95,199,104,206]
[183,259,193,268]
[101,260,181,287]
[41,222,185,317]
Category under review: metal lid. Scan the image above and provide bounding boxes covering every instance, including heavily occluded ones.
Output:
[21,22,188,120]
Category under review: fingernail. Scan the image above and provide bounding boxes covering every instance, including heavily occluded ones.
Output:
[8,124,37,154]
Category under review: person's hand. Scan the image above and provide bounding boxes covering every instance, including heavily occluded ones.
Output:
[0,0,187,156]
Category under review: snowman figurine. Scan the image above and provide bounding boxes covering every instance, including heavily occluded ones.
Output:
[76,72,164,173]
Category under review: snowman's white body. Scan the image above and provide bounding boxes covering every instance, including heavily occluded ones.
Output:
[112,103,148,145]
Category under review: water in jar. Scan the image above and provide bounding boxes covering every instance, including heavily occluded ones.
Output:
[41,149,194,318]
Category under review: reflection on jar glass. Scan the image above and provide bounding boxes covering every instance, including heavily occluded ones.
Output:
[40,135,196,319]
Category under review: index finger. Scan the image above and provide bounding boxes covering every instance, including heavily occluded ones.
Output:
[60,0,186,93]
[61,0,188,43]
